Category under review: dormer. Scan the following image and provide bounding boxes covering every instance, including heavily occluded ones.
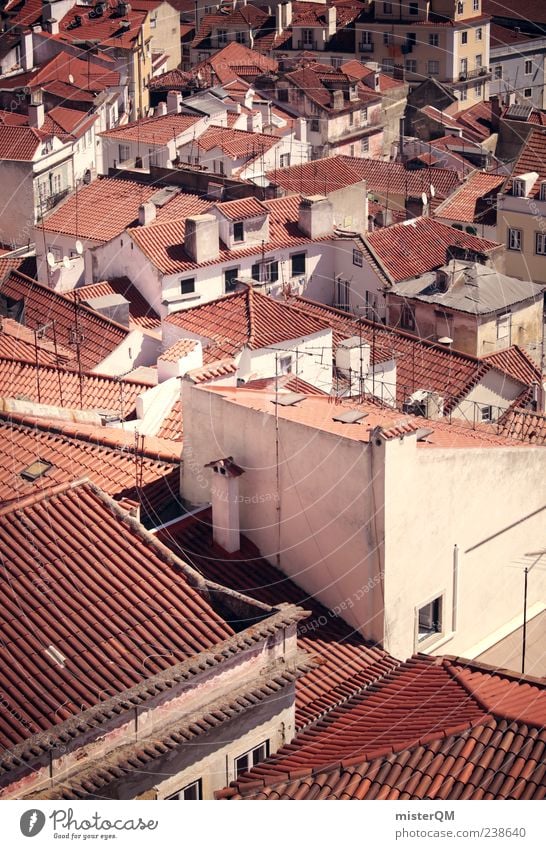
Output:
[511,172,539,198]
[213,198,270,250]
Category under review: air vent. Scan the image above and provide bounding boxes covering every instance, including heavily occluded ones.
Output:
[332,410,368,424]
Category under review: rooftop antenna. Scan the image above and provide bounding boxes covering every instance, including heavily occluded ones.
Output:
[70,292,85,409]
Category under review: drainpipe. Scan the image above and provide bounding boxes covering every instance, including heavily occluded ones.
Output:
[452,543,459,632]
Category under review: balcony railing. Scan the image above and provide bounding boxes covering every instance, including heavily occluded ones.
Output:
[298,40,317,50]
[44,187,70,211]
[359,42,374,52]
[454,66,491,83]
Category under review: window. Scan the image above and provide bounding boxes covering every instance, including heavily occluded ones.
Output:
[540,183,546,201]
[361,137,369,154]
[418,597,442,642]
[460,58,468,76]
[476,27,482,40]
[473,0,480,9]
[180,277,195,295]
[361,30,372,45]
[279,355,292,375]
[310,118,320,132]
[475,54,482,69]
[149,147,161,167]
[401,303,415,331]
[224,267,239,292]
[494,65,502,79]
[383,32,392,46]
[233,221,244,243]
[496,312,511,340]
[235,31,246,44]
[457,1,464,13]
[409,1,418,14]
[150,15,157,28]
[512,179,525,197]
[405,59,417,73]
[217,29,227,45]
[302,28,314,46]
[252,259,279,283]
[536,232,546,255]
[166,779,202,800]
[47,245,62,261]
[429,33,439,46]
[427,60,440,75]
[474,82,482,97]
[480,405,492,422]
[235,742,269,778]
[353,248,363,266]
[508,228,522,251]
[524,88,532,98]
[525,60,533,75]
[118,144,130,163]
[360,107,368,124]
[278,87,289,102]
[383,1,392,11]
[461,31,468,45]
[291,252,306,276]
[460,85,468,101]
[381,58,395,72]
[279,153,290,168]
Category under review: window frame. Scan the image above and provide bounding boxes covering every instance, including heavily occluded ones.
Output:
[233,221,244,243]
[353,248,363,267]
[180,277,195,295]
[427,60,440,75]
[508,227,522,251]
[525,60,533,75]
[400,303,416,331]
[429,33,439,47]
[291,252,306,277]
[496,312,512,341]
[417,596,443,644]
[461,31,468,45]
[535,232,546,255]
[235,741,270,779]
[166,779,202,800]
[494,65,502,80]
[224,266,240,292]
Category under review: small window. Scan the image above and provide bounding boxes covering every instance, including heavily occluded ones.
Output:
[401,303,415,331]
[224,267,239,292]
[166,779,202,800]
[475,54,482,69]
[494,65,502,79]
[265,260,279,283]
[360,107,368,124]
[180,277,195,295]
[235,31,246,44]
[279,355,292,375]
[473,0,480,10]
[496,312,511,340]
[233,221,244,243]
[461,31,468,45]
[383,32,392,46]
[429,33,439,46]
[235,741,269,779]
[524,88,532,98]
[353,248,363,267]
[409,1,418,14]
[383,1,392,11]
[217,29,227,45]
[291,252,306,276]
[536,232,546,255]
[405,59,417,73]
[251,262,260,280]
[460,85,468,101]
[540,183,546,201]
[310,118,320,132]
[457,1,464,13]
[476,27,482,41]
[508,228,522,250]
[512,179,524,197]
[428,60,440,75]
[279,153,290,168]
[418,597,442,642]
[381,58,395,72]
[525,60,533,75]
[21,459,53,482]
[118,144,130,163]
[480,405,492,422]
[361,137,369,154]
[474,81,482,96]
[278,88,289,103]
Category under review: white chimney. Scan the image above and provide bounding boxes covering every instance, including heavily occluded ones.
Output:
[327,6,337,37]
[336,337,371,379]
[28,89,45,129]
[184,214,219,263]
[156,101,167,116]
[295,116,307,143]
[138,202,156,226]
[246,111,262,132]
[205,457,244,553]
[21,30,34,71]
[167,90,181,114]
[244,88,254,110]
[298,195,334,238]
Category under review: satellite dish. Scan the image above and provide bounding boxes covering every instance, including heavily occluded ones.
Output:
[46,252,56,268]
[63,256,71,269]
[421,192,428,205]
[430,184,436,198]
[75,239,84,255]
[68,73,74,84]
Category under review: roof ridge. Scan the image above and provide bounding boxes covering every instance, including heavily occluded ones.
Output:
[0,476,89,517]
[443,655,546,688]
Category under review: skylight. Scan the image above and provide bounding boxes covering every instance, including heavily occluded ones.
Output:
[20,460,53,482]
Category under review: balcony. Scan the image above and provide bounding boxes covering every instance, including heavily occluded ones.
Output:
[298,40,317,50]
[43,187,71,211]
[359,42,374,52]
[453,66,492,85]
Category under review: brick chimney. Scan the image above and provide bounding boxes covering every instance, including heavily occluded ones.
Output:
[167,90,181,114]
[184,214,219,262]
[205,457,245,553]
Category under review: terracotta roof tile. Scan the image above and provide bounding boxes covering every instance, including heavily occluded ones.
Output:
[483,346,542,387]
[266,156,364,195]
[365,217,500,283]
[64,278,160,330]
[0,411,180,513]
[0,125,49,161]
[196,125,279,158]
[58,4,147,50]
[160,338,199,362]
[29,50,120,92]
[99,112,202,144]
[215,196,269,221]
[155,510,398,729]
[341,156,460,202]
[0,317,74,365]
[434,171,505,223]
[185,358,238,383]
[498,408,546,445]
[0,270,128,370]
[504,128,546,198]
[0,480,235,749]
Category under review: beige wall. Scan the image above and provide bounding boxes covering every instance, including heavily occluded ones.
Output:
[497,200,546,285]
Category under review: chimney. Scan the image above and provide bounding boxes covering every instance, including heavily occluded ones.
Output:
[138,202,156,226]
[335,336,371,379]
[246,111,262,132]
[332,89,344,110]
[21,30,34,71]
[327,6,336,37]
[490,94,501,132]
[205,457,244,553]
[244,88,254,110]
[28,88,44,128]
[298,195,334,238]
[295,116,307,143]
[167,90,181,114]
[281,1,293,29]
[156,101,167,116]
[184,214,219,262]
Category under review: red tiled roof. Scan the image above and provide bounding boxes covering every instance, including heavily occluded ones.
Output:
[341,156,460,202]
[266,155,365,195]
[505,128,546,198]
[483,0,546,25]
[434,171,505,224]
[42,178,160,242]
[58,4,148,50]
[2,0,42,28]
[65,278,160,330]
[191,5,270,49]
[341,60,406,92]
[453,100,496,142]
[156,395,183,441]
[0,357,152,416]
[160,338,199,362]
[196,125,279,158]
[0,109,28,126]
[0,480,236,748]
[0,317,74,366]
[186,42,277,89]
[30,50,120,92]
[220,655,546,800]
[100,112,202,144]
[0,270,129,370]
[164,286,329,361]
[41,105,98,141]
[156,511,398,729]
[0,125,49,161]
[149,67,192,91]
[0,411,180,513]
[498,408,546,445]
[483,346,542,387]
[185,358,238,383]
[215,196,269,221]
[489,22,538,46]
[129,194,331,275]
[365,217,500,283]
